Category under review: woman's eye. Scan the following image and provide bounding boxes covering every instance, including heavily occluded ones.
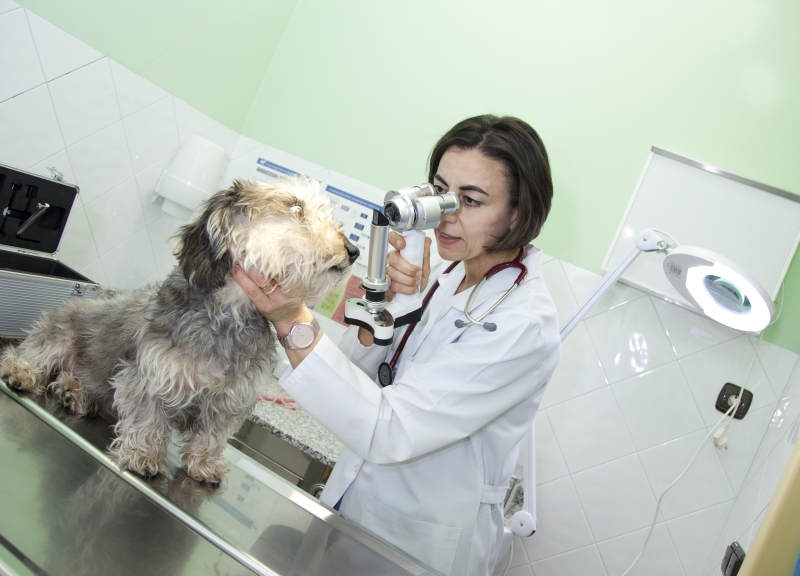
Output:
[433,184,446,194]
[462,195,481,207]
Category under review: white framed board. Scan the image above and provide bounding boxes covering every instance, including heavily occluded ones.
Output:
[603,147,800,308]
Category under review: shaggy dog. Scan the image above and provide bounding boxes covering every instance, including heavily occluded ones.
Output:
[0,177,358,485]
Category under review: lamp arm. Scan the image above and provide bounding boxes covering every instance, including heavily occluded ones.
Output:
[559,229,666,340]
[509,229,667,539]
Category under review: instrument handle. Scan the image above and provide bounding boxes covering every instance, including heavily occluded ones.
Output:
[391,230,426,306]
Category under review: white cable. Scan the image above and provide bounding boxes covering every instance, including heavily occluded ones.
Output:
[619,333,763,576]
[500,535,515,576]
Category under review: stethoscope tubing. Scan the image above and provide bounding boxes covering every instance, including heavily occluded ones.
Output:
[384,249,527,381]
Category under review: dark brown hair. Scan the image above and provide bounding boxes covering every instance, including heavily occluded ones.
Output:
[427,115,553,252]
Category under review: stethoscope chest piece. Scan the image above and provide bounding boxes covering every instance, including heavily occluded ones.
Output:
[378,362,394,387]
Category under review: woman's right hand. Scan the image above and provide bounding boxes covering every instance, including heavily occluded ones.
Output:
[357,232,432,347]
[385,232,432,301]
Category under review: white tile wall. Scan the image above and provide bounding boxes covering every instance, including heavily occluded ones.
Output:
[596,523,685,576]
[0,8,44,102]
[0,6,245,291]
[4,11,799,576]
[25,9,102,81]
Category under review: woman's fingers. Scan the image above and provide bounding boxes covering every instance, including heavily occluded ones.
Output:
[232,266,264,299]
[385,232,432,296]
[232,267,285,315]
[386,252,421,295]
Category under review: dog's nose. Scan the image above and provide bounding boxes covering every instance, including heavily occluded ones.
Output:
[345,241,360,265]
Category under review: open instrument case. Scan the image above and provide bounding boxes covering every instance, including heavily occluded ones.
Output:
[0,162,99,338]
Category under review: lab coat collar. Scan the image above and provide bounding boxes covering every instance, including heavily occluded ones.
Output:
[408,245,543,357]
[437,244,543,314]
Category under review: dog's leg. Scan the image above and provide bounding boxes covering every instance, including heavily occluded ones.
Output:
[108,365,170,479]
[48,372,94,416]
[0,345,47,393]
[181,412,248,486]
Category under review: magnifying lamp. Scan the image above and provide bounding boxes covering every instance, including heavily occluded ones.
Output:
[663,246,773,332]
[508,229,774,541]
[559,229,774,339]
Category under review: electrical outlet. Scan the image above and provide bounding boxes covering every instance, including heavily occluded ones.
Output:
[715,383,753,419]
[721,541,745,576]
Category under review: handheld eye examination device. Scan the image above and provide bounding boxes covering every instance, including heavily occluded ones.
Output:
[343,184,460,346]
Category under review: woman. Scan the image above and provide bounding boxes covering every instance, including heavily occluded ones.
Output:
[233,115,561,576]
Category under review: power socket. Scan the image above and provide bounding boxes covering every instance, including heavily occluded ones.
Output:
[715,383,753,420]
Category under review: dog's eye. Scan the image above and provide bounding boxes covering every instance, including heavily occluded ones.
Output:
[291,205,303,216]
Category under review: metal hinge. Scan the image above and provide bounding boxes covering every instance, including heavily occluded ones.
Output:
[71,283,98,296]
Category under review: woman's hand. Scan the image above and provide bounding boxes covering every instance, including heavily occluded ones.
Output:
[231,266,304,327]
[232,266,322,367]
[385,232,432,301]
[356,233,432,347]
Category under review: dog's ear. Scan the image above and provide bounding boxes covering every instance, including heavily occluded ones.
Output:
[173,185,240,291]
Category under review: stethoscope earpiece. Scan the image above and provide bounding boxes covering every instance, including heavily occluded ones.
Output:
[454,319,497,331]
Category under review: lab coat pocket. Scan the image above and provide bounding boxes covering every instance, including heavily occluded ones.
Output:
[361,498,461,575]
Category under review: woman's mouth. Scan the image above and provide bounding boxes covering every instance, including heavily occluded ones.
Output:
[437,231,461,245]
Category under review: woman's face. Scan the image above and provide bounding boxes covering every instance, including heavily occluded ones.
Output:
[433,147,518,267]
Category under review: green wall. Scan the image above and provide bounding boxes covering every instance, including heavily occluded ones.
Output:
[18,0,298,131]
[19,0,800,354]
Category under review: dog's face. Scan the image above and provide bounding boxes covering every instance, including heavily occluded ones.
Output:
[174,177,358,306]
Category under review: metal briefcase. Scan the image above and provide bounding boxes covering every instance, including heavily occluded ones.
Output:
[0,162,99,338]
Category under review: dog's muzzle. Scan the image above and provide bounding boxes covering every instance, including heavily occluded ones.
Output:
[345,241,360,265]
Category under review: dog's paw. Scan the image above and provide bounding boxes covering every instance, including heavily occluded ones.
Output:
[182,453,229,486]
[0,352,45,394]
[48,373,91,416]
[109,439,169,479]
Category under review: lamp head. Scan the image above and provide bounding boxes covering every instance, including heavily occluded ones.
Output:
[663,246,774,332]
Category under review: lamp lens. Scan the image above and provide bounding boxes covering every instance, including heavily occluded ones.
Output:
[703,275,751,314]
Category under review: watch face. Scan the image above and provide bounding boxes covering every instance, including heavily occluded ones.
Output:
[292,323,316,348]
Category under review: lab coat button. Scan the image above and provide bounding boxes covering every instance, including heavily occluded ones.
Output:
[353,464,361,473]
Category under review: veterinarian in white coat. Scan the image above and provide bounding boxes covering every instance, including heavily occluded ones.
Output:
[234,115,561,576]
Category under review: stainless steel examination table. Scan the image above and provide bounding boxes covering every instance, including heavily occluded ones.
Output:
[0,380,437,576]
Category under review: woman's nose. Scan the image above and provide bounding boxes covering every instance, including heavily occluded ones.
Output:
[440,208,458,225]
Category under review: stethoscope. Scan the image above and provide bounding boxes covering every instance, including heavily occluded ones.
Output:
[377,249,528,387]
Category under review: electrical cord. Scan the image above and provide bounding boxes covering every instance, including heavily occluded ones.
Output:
[499,536,515,576]
[619,332,764,576]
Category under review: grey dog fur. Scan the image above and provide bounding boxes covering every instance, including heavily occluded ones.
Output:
[0,178,355,484]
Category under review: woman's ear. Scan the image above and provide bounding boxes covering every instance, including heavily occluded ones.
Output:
[173,186,240,291]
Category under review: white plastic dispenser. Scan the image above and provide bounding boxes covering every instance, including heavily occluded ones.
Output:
[153,136,228,221]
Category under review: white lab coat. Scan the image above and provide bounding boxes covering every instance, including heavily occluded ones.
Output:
[279,245,560,576]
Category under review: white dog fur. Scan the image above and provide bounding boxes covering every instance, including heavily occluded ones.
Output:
[0,176,358,485]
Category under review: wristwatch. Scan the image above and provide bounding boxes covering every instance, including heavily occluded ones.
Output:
[278,317,321,349]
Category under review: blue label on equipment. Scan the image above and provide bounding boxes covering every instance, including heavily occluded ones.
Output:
[349,233,360,242]
[257,158,302,177]
[325,185,381,212]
